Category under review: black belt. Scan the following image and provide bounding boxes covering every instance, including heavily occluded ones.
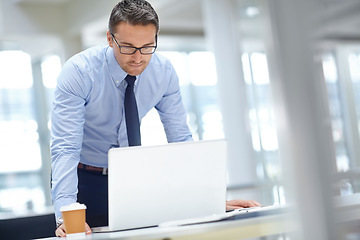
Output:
[78,163,108,175]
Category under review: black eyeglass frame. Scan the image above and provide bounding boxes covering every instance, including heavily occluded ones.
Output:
[111,33,158,55]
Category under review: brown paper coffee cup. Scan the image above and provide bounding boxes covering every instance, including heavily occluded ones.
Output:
[60,203,87,238]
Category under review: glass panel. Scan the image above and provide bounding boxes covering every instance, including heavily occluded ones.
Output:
[349,53,360,138]
[0,50,45,214]
[242,51,282,203]
[0,51,41,174]
[322,53,350,172]
[189,52,223,140]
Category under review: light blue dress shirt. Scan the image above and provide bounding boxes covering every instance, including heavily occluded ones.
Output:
[50,45,192,219]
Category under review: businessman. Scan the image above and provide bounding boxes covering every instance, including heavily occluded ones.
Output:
[52,0,260,237]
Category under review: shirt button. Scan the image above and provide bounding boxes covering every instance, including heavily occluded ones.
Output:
[116,80,119,84]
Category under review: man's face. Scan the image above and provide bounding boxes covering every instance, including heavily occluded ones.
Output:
[107,22,157,76]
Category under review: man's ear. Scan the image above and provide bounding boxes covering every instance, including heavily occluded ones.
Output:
[107,30,113,48]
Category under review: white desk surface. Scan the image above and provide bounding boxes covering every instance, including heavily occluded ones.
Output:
[36,194,360,240]
[39,210,295,240]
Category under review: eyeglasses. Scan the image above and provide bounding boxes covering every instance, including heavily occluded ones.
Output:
[111,33,157,55]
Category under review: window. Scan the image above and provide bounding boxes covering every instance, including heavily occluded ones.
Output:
[322,53,350,172]
[0,51,61,215]
[322,49,360,196]
[141,51,224,145]
[242,52,283,204]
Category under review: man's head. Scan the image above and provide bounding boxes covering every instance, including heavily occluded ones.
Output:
[107,0,159,76]
[108,0,159,35]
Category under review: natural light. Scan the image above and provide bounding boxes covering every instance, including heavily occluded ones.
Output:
[0,51,33,89]
[0,51,42,173]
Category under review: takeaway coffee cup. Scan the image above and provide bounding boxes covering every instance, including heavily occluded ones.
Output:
[60,203,87,238]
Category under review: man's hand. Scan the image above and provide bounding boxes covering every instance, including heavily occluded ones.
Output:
[55,222,92,237]
[226,199,262,210]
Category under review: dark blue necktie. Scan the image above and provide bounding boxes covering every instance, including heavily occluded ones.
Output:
[124,75,141,146]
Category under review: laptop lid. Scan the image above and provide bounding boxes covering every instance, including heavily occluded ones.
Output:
[107,139,227,231]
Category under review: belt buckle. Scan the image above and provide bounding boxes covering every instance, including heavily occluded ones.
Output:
[102,168,108,175]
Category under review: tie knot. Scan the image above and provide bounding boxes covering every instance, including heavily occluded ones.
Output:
[125,75,136,87]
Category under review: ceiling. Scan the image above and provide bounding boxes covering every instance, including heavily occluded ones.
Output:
[13,0,70,3]
[1,0,360,58]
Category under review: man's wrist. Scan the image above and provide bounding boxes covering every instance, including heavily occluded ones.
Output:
[56,217,64,228]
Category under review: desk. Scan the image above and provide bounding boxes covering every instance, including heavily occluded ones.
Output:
[40,210,296,240]
[36,194,360,240]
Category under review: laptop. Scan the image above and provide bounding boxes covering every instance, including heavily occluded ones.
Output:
[107,139,227,231]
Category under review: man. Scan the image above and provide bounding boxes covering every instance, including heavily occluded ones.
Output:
[52,0,260,237]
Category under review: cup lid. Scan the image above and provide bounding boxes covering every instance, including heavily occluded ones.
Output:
[60,202,87,212]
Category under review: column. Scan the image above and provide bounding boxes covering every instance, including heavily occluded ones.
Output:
[264,0,337,239]
[201,0,258,197]
[31,59,52,207]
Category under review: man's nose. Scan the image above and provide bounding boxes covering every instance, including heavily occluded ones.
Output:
[132,49,142,62]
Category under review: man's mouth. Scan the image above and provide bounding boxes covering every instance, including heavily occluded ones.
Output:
[129,62,142,67]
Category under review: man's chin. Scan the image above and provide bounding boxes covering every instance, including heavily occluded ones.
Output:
[126,68,145,76]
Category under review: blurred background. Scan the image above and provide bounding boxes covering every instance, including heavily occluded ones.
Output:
[1,0,360,239]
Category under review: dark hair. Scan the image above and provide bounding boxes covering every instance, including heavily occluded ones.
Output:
[108,0,159,34]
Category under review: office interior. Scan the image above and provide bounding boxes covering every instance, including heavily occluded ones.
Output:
[1,0,360,239]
